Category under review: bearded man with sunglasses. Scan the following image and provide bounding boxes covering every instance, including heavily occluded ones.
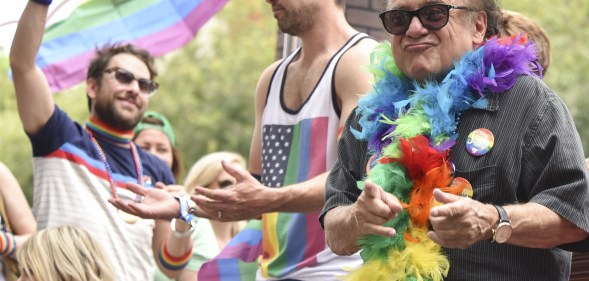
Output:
[9,1,194,280]
[320,0,589,280]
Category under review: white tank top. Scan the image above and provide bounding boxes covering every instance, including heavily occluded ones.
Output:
[258,33,369,280]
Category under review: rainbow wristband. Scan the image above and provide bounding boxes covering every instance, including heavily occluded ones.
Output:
[0,231,16,257]
[157,240,192,271]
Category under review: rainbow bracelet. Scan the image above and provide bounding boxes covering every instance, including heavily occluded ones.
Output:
[0,231,16,257]
[157,239,192,271]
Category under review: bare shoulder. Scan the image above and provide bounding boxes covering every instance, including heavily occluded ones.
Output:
[335,37,378,95]
[342,37,379,64]
[255,60,283,98]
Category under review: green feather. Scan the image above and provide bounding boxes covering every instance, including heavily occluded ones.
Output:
[389,112,430,139]
[367,41,404,83]
[357,162,414,261]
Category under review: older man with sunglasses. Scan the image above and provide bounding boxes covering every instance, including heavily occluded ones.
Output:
[9,1,194,280]
[320,0,589,280]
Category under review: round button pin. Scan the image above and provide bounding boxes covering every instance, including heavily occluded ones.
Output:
[466,128,494,156]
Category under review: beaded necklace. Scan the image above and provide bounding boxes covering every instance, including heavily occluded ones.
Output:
[85,117,143,223]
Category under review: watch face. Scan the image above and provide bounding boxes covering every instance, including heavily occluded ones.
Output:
[495,223,513,243]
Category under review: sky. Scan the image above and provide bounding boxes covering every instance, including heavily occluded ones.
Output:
[0,0,82,55]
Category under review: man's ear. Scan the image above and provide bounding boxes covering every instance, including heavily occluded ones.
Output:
[473,11,488,45]
[87,78,98,99]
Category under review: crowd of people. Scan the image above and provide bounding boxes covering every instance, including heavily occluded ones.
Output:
[3,0,589,280]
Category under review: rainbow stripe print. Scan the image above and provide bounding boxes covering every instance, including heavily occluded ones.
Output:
[259,117,329,278]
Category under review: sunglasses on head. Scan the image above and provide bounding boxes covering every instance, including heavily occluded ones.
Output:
[104,67,159,96]
[379,4,472,35]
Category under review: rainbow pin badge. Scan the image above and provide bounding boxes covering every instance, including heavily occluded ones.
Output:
[466,128,495,156]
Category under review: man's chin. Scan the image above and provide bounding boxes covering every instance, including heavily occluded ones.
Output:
[111,111,143,130]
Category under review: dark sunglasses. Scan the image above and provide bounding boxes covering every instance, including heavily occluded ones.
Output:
[104,67,159,96]
[379,4,472,35]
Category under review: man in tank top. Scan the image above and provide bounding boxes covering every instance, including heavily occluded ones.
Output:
[193,0,377,279]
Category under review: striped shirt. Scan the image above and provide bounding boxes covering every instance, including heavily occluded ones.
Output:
[320,76,589,281]
[29,106,175,281]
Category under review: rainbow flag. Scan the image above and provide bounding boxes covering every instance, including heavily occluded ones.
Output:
[198,220,263,281]
[37,0,228,93]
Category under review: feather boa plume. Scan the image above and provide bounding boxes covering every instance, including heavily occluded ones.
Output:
[346,36,540,280]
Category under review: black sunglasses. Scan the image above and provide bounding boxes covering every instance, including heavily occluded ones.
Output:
[104,67,159,96]
[379,4,472,35]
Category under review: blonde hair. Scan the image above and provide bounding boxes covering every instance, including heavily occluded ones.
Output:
[184,152,246,194]
[499,10,551,75]
[17,225,114,281]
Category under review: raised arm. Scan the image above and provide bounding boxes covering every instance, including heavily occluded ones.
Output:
[9,1,55,135]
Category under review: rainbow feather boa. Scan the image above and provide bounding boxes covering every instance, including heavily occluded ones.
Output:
[347,36,540,281]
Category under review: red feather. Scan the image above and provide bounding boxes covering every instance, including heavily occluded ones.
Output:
[398,136,448,180]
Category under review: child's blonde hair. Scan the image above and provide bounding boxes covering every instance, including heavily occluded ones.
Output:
[17,225,114,281]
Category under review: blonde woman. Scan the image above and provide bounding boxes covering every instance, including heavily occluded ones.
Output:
[177,152,247,281]
[17,225,113,281]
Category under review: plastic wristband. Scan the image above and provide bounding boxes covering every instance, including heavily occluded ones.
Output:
[30,0,53,5]
[170,218,195,238]
[173,195,197,224]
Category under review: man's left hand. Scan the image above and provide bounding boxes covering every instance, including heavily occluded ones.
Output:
[427,188,495,249]
[190,160,277,222]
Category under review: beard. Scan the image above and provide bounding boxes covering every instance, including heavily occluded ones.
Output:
[93,91,143,131]
[276,3,319,36]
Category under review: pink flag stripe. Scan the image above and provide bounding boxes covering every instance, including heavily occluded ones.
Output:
[41,0,227,93]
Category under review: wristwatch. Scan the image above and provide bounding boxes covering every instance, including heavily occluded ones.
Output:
[492,205,512,243]
[186,197,197,216]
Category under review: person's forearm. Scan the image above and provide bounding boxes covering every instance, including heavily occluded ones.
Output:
[505,202,588,248]
[10,2,47,72]
[10,1,55,134]
[273,173,328,213]
[154,219,193,278]
[324,205,362,255]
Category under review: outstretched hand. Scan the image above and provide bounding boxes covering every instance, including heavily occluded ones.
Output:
[190,160,276,222]
[108,182,181,220]
[352,180,403,237]
[428,188,494,249]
